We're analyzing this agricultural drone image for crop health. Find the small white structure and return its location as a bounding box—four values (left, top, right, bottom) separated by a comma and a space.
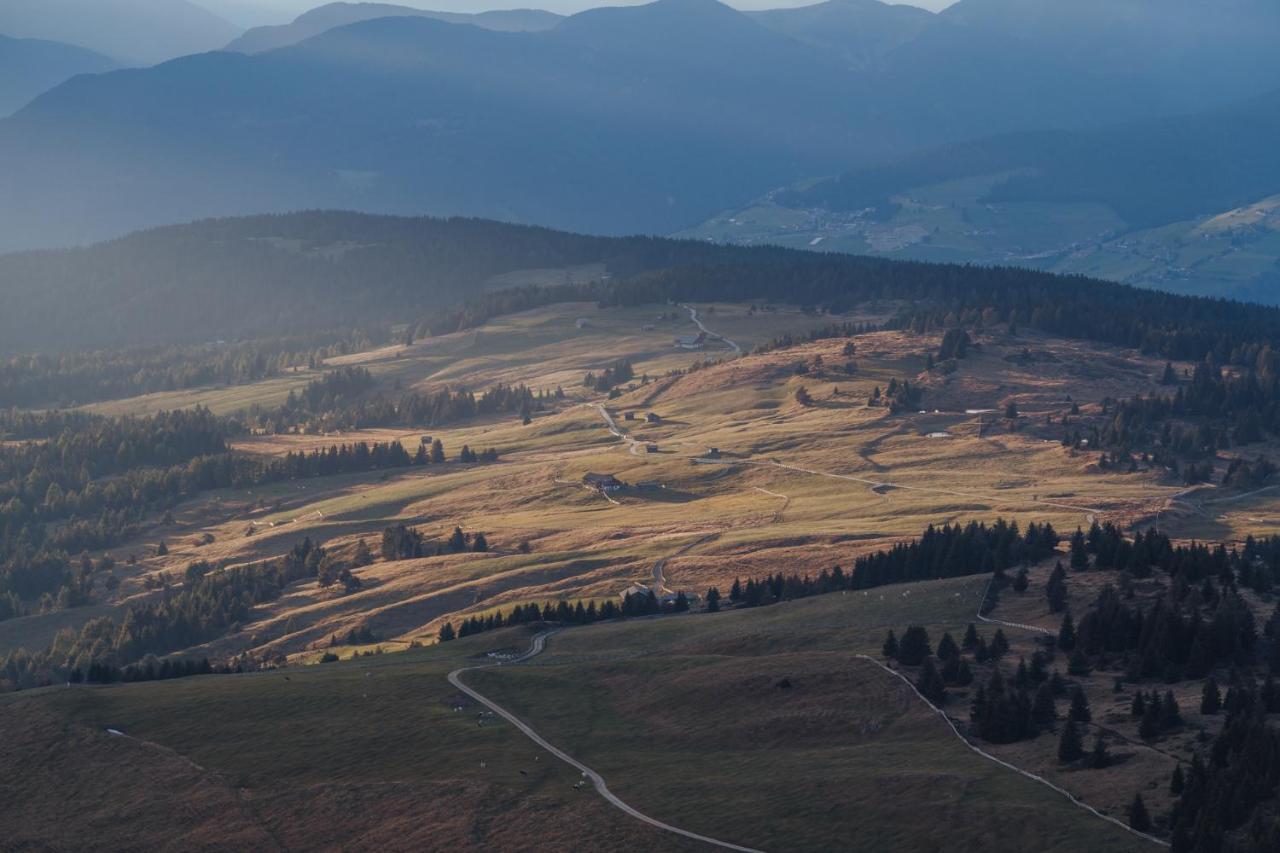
575, 318, 590, 329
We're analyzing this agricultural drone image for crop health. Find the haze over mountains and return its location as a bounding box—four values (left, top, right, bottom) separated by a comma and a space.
0, 35, 117, 118
226, 3, 564, 53
0, 0, 242, 65
4, 0, 1280, 258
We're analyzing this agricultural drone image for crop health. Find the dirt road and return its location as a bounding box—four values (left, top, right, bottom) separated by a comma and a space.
448, 632, 765, 852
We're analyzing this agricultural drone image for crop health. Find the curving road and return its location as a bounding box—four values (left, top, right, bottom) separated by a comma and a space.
681, 304, 741, 354
448, 631, 765, 853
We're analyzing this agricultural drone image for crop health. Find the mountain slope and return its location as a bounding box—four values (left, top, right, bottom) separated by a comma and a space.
226, 3, 562, 54
0, 0, 242, 65
0, 35, 117, 117
749, 0, 934, 69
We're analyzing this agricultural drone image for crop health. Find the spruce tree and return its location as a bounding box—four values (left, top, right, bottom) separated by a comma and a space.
1069, 686, 1092, 723
1089, 734, 1110, 769
1058, 612, 1077, 651
1046, 562, 1068, 613
937, 632, 959, 662
437, 622, 456, 642
962, 622, 979, 650
1013, 566, 1029, 593
916, 658, 947, 705
897, 626, 932, 665
1070, 529, 1089, 571
1058, 720, 1084, 763
1127, 793, 1151, 833
1170, 763, 1185, 796
1200, 677, 1221, 715
882, 629, 899, 659
705, 587, 721, 612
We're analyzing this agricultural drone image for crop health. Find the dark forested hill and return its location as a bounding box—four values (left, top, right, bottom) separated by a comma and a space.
0, 212, 763, 353
6, 0, 1280, 252
6, 210, 1280, 368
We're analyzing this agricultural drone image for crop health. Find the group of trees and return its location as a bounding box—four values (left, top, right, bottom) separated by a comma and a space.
0, 328, 388, 409
380, 524, 489, 561
1, 538, 326, 690
584, 360, 635, 392
254, 380, 547, 434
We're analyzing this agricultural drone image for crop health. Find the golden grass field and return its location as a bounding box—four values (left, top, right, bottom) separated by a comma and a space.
9, 300, 1276, 664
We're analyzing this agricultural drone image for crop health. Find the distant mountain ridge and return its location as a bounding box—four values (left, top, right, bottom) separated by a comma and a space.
4, 0, 1280, 252
0, 35, 117, 117
0, 0, 242, 65
226, 3, 563, 54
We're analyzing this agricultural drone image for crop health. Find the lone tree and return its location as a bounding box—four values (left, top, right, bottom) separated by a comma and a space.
1058, 612, 1077, 651
897, 626, 932, 666
882, 629, 899, 659
794, 386, 813, 407
1058, 720, 1085, 763
1012, 567, 1029, 593
1127, 793, 1151, 833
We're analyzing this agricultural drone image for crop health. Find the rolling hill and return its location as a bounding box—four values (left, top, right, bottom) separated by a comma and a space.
6, 0, 1280, 252
225, 3, 563, 54
0, 35, 117, 117
0, 0, 242, 65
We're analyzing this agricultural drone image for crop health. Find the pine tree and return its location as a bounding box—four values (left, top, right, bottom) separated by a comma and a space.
1127, 793, 1151, 833
1058, 612, 1077, 651
937, 632, 960, 662
1047, 562, 1068, 613
882, 629, 899, 659
438, 622, 456, 642
156, 540, 168, 556
1069, 686, 1092, 723
1068, 648, 1091, 677
1170, 763, 1185, 796
1013, 566, 1029, 593
1131, 691, 1146, 718
1089, 734, 1110, 769
448, 527, 467, 552
1070, 528, 1089, 570
962, 623, 980, 650
916, 658, 947, 705
471, 533, 489, 553
990, 628, 1009, 659
1058, 720, 1084, 763
897, 626, 932, 665
1159, 690, 1182, 730
1200, 677, 1221, 715
705, 587, 721, 612
1032, 682, 1057, 728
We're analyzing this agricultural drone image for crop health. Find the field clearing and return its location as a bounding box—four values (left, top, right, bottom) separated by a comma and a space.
4, 577, 1151, 852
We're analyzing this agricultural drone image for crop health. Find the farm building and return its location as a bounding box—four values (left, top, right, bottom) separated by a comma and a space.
673, 332, 707, 350
583, 473, 624, 493
645, 444, 659, 454
645, 412, 662, 424
619, 582, 651, 600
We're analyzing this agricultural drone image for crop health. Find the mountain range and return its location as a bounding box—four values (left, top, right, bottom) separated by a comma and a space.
0, 0, 242, 65
4, 0, 1280, 257
0, 35, 117, 118
225, 3, 564, 54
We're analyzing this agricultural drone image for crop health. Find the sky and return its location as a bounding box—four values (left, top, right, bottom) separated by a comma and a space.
201, 0, 957, 28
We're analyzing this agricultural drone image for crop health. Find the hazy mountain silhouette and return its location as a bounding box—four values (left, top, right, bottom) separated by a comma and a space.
0, 35, 117, 117
226, 3, 562, 54
4, 0, 1280, 252
0, 0, 242, 65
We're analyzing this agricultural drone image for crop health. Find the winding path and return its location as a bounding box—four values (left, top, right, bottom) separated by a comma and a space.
856, 654, 1168, 848
447, 631, 765, 853
681, 304, 741, 354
